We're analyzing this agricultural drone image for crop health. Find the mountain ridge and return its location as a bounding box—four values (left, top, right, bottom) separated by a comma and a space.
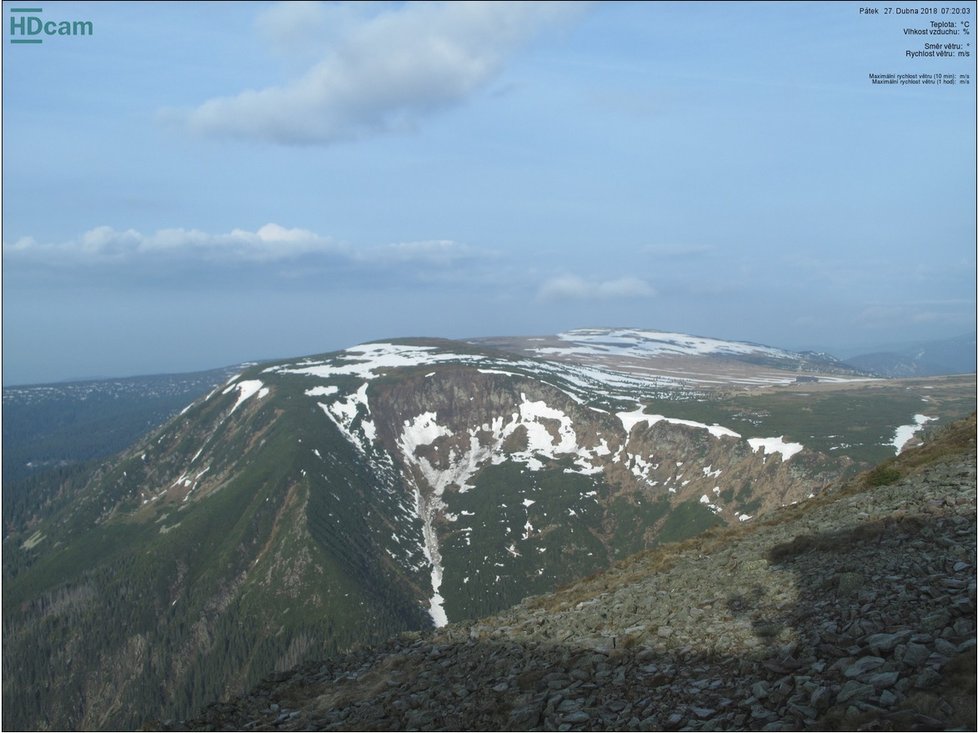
3, 329, 974, 730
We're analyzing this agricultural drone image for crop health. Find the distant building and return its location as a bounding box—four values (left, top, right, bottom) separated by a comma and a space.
794, 376, 819, 383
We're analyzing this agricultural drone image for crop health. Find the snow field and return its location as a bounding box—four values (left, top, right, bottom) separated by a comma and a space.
891, 414, 936, 454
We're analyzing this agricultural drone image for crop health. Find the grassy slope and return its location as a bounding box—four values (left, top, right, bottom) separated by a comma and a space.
1, 377, 428, 731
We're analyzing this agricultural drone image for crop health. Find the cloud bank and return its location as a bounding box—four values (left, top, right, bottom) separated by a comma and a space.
537, 274, 656, 301
4, 224, 344, 264
3, 225, 489, 271
182, 1, 579, 145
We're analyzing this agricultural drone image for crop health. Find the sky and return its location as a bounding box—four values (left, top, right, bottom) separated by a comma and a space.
2, 0, 976, 385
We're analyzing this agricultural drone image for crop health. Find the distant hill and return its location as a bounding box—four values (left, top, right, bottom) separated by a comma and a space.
845, 334, 976, 377
2, 366, 241, 533
3, 366, 242, 482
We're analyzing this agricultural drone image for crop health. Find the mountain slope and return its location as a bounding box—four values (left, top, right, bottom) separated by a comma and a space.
2, 331, 974, 730
175, 413, 977, 732
2, 366, 242, 485
2, 366, 241, 535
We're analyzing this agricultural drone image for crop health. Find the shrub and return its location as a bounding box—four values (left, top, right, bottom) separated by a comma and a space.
864, 465, 901, 487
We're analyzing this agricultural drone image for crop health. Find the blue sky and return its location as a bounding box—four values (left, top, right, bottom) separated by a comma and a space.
3, 1, 975, 384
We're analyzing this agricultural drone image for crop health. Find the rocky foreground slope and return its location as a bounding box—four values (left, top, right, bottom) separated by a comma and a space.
167, 415, 976, 731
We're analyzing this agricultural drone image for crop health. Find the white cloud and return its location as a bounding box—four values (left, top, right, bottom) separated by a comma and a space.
3, 224, 496, 274
365, 239, 493, 267
537, 274, 656, 301
4, 224, 345, 264
181, 1, 581, 145
256, 1, 334, 60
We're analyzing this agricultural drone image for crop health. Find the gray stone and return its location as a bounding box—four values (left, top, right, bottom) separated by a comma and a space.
864, 632, 902, 653
923, 609, 952, 628
562, 711, 590, 724
867, 671, 900, 689
934, 637, 958, 656
787, 702, 817, 720
509, 705, 542, 728
844, 656, 886, 678
902, 642, 930, 668
556, 699, 581, 714
837, 680, 875, 704
953, 618, 974, 637
879, 689, 898, 707
809, 686, 833, 711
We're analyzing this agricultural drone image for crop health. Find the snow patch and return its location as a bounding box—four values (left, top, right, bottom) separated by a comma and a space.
410, 484, 448, 628
618, 409, 740, 439
401, 412, 454, 457
223, 379, 267, 414
305, 385, 339, 397
748, 436, 804, 461
541, 328, 794, 360
699, 494, 722, 514
891, 414, 936, 454
269, 342, 486, 381
477, 368, 523, 378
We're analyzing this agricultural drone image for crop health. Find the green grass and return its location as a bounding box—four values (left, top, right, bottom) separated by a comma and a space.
636, 382, 975, 468
654, 499, 725, 545
440, 461, 609, 622
863, 465, 902, 487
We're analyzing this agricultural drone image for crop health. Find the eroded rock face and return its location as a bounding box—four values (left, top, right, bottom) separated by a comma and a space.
99, 345, 858, 637
175, 427, 977, 733
364, 368, 837, 624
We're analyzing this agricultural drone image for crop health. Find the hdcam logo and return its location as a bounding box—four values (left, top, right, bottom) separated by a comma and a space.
9, 7, 93, 44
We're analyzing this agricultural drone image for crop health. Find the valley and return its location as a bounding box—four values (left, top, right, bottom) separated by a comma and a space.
2, 329, 974, 730
176, 413, 978, 732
